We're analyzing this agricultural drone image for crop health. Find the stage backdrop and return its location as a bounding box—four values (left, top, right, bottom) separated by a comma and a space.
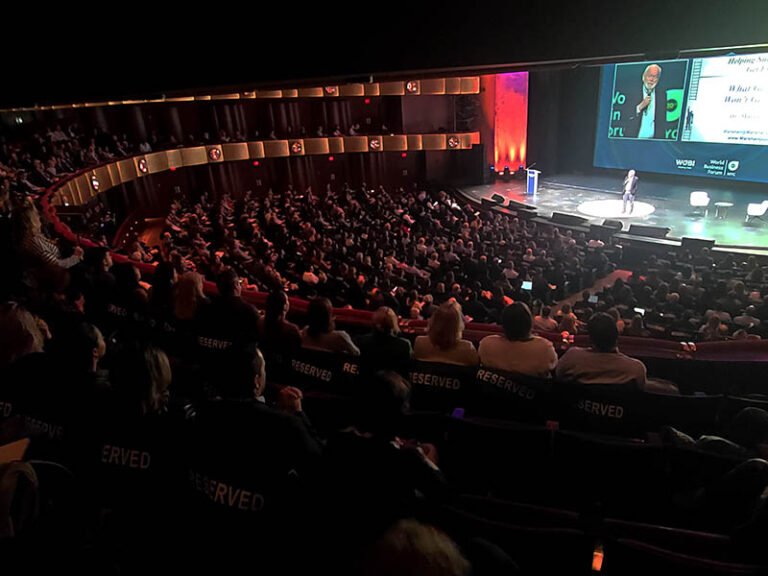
493, 72, 529, 171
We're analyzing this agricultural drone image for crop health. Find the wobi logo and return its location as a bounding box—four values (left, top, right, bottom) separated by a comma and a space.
727, 160, 740, 172
675, 159, 696, 168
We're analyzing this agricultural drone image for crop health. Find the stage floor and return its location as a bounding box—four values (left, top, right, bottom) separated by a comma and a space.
460, 173, 768, 250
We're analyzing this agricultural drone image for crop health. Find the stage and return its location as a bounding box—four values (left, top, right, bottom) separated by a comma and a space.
459, 173, 768, 251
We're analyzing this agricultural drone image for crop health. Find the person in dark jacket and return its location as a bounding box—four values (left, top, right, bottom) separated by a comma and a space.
357, 306, 412, 377
184, 345, 323, 570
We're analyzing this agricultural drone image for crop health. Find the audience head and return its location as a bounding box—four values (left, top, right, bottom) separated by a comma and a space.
501, 302, 533, 340
306, 297, 335, 337
111, 342, 171, 415
216, 268, 241, 298
217, 343, 267, 400
587, 312, 620, 353
0, 301, 45, 368
265, 290, 290, 325
360, 370, 411, 437
112, 262, 141, 292
372, 306, 400, 335
360, 519, 469, 576
174, 271, 205, 320
86, 246, 113, 272
12, 204, 42, 243
55, 320, 106, 373
428, 301, 465, 350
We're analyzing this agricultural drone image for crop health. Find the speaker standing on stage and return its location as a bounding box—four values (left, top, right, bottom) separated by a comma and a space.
622, 169, 638, 215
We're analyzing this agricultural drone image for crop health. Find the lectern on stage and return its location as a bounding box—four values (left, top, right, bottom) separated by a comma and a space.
526, 169, 540, 196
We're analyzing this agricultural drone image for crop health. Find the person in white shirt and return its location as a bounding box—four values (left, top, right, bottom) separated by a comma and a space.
479, 303, 557, 378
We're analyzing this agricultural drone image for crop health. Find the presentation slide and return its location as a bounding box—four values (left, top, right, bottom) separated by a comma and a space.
681, 54, 768, 146
594, 54, 768, 184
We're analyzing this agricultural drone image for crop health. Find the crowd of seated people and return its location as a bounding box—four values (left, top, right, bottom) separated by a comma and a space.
10, 113, 768, 344
3, 235, 768, 570
3, 170, 768, 571
0, 114, 394, 205
158, 183, 618, 327
156, 181, 768, 343
6, 107, 768, 573
567, 254, 768, 341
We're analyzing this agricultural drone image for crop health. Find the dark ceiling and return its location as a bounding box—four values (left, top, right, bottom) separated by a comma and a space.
3, 1, 767, 108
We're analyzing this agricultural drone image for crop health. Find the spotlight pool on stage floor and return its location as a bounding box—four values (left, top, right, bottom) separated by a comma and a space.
576, 199, 656, 219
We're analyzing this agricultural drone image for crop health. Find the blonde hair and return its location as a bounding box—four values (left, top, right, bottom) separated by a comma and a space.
428, 301, 465, 350
12, 204, 41, 244
144, 347, 172, 413
361, 519, 469, 576
373, 306, 400, 334
0, 302, 44, 368
173, 272, 205, 320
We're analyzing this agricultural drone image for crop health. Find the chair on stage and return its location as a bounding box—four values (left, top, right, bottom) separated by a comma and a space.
689, 191, 710, 217
745, 200, 768, 224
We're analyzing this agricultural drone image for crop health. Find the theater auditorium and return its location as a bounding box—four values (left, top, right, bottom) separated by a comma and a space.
2, 4, 768, 574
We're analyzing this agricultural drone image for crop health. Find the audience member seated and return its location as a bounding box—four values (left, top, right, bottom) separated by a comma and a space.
323, 372, 447, 550
172, 271, 208, 332
555, 312, 648, 389
185, 345, 323, 562
0, 300, 46, 371
300, 297, 360, 355
478, 303, 557, 378
699, 314, 727, 341
196, 268, 260, 350
256, 290, 302, 353
148, 260, 178, 319
414, 301, 479, 366
624, 314, 651, 338
13, 204, 83, 270
92, 342, 179, 517
557, 303, 580, 334
109, 262, 150, 322
532, 305, 558, 332
357, 307, 413, 376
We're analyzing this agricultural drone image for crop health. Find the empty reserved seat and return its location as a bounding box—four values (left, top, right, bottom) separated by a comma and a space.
472, 367, 554, 423
602, 538, 768, 575
718, 395, 768, 429
602, 518, 733, 561
430, 504, 594, 576
638, 393, 723, 437
552, 431, 667, 518
441, 416, 553, 499
408, 361, 477, 412
285, 348, 361, 395
453, 493, 581, 530
554, 382, 643, 436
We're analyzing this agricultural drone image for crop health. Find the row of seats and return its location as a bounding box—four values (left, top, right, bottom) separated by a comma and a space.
427, 498, 768, 575
259, 346, 767, 438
